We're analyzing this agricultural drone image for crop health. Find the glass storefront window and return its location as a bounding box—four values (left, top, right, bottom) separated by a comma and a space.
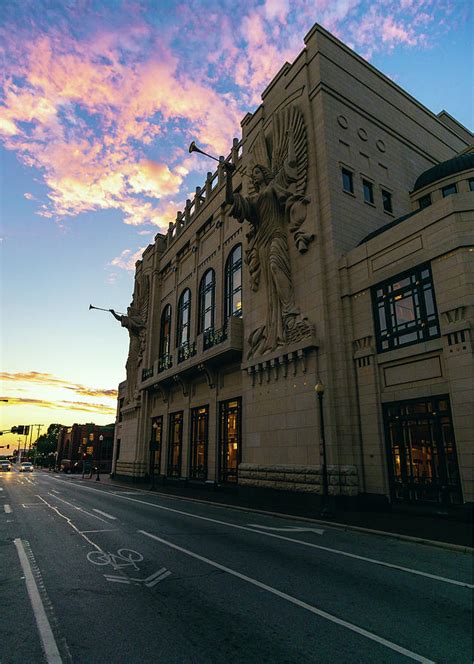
167, 412, 183, 477
383, 396, 462, 506
189, 406, 209, 480
219, 398, 241, 482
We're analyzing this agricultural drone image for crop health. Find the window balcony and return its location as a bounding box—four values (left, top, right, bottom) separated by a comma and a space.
139, 316, 243, 391
177, 340, 197, 364
142, 366, 154, 381
158, 353, 173, 373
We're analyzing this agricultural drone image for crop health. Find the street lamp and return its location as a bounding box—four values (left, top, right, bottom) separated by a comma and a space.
315, 383, 331, 517
149, 421, 159, 491
96, 435, 103, 481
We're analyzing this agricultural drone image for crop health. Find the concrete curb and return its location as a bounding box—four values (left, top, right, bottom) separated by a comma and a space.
90, 475, 473, 554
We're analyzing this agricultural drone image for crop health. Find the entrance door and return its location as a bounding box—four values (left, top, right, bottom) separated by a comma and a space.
384, 396, 462, 506
167, 412, 183, 477
150, 417, 163, 477
219, 398, 241, 483
189, 406, 209, 480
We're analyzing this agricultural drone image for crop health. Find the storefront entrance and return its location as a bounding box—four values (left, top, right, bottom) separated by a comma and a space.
219, 398, 241, 483
189, 406, 208, 480
384, 396, 462, 506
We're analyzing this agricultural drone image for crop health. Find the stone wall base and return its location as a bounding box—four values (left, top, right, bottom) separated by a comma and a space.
115, 460, 147, 478
238, 463, 359, 496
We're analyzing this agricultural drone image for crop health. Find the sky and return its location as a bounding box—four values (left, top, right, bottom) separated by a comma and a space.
0, 0, 472, 451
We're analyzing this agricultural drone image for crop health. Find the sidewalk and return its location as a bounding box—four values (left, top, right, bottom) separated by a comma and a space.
63, 471, 473, 551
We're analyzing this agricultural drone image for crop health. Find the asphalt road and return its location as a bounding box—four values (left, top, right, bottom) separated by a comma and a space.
1, 470, 472, 664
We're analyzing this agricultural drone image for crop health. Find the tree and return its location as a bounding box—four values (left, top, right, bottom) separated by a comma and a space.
33, 423, 62, 456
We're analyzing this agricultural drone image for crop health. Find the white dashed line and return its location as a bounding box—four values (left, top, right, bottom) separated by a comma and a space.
92, 508, 117, 520
4, 504, 12, 513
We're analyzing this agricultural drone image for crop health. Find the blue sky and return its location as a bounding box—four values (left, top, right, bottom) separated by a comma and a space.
0, 0, 472, 448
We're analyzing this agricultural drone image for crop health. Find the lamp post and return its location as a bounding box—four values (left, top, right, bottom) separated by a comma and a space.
315, 383, 331, 517
149, 421, 158, 491
96, 434, 103, 481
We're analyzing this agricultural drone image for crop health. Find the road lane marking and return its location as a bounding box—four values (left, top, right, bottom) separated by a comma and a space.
51, 490, 60, 494
92, 508, 117, 520
46, 493, 110, 523
14, 539, 63, 664
79, 529, 118, 534
56, 481, 473, 589
139, 530, 434, 663
4, 504, 12, 513
248, 523, 325, 535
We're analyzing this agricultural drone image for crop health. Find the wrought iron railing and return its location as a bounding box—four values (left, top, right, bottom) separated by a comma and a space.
142, 366, 154, 381
158, 354, 173, 373
203, 325, 227, 350
177, 341, 197, 364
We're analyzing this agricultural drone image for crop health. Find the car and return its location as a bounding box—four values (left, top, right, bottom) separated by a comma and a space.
19, 462, 34, 472
0, 461, 12, 472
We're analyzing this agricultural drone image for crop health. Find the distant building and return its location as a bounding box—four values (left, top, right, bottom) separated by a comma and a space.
57, 423, 114, 473
112, 23, 473, 515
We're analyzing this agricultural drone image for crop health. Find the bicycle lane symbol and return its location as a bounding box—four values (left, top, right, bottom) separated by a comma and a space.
86, 548, 172, 588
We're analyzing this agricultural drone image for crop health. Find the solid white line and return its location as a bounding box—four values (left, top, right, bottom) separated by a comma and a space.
4, 504, 12, 513
14, 539, 63, 664
92, 508, 117, 520
58, 481, 473, 589
139, 530, 433, 663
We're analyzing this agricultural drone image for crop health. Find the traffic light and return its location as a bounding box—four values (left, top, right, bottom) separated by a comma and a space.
24, 425, 30, 436
11, 426, 18, 433
6, 445, 9, 449
17, 426, 24, 435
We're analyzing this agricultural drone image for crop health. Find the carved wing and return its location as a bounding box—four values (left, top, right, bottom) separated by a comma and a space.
138, 274, 150, 324
247, 125, 271, 196
271, 105, 307, 197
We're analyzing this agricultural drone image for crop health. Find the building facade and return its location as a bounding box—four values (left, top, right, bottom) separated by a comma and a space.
112, 24, 473, 513
57, 423, 115, 473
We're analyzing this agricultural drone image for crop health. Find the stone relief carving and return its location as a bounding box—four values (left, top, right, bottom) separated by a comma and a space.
110, 273, 149, 403
225, 105, 315, 360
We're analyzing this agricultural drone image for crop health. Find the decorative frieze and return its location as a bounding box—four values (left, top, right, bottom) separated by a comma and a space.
353, 335, 374, 367
244, 340, 316, 386
239, 464, 359, 496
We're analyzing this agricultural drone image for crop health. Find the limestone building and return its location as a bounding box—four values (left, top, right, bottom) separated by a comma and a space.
112, 24, 473, 514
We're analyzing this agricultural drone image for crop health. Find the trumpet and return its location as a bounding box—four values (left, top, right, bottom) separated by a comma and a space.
89, 304, 125, 316
188, 141, 235, 171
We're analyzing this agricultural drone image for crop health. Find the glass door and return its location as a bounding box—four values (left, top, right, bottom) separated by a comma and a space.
189, 406, 209, 480
167, 412, 183, 477
219, 398, 241, 483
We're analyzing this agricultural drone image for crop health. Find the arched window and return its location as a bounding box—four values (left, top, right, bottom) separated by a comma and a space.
225, 244, 242, 320
176, 289, 191, 347
159, 304, 172, 358
198, 269, 215, 334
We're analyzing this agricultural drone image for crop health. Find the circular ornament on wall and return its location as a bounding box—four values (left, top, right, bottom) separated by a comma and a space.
337, 115, 348, 129
358, 128, 368, 141
376, 139, 386, 153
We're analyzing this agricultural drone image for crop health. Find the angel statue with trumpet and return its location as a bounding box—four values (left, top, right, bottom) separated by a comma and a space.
224, 105, 315, 359
109, 275, 149, 403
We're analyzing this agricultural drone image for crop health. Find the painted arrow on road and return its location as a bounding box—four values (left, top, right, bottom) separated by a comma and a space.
247, 524, 325, 535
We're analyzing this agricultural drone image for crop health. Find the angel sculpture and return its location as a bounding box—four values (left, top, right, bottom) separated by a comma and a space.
110, 274, 149, 403
225, 105, 314, 360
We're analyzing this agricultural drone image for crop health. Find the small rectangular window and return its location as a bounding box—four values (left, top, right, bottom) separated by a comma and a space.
382, 189, 393, 213
363, 180, 374, 204
468, 178, 474, 192
442, 183, 457, 197
342, 169, 353, 194
418, 194, 431, 209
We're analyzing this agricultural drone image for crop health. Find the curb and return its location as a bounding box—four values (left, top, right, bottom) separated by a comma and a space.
84, 475, 473, 554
